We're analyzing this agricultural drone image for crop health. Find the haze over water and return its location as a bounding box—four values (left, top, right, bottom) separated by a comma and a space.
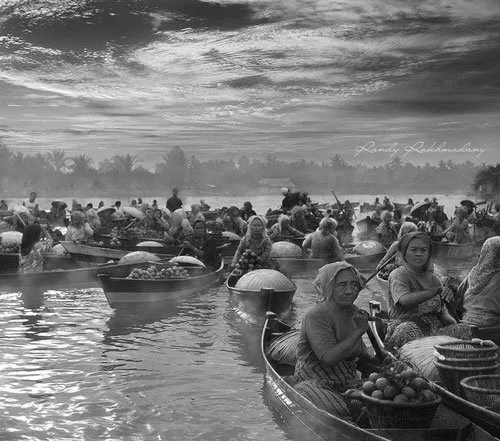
0, 0, 499, 168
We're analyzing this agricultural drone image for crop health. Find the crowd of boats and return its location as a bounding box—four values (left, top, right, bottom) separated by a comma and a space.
1, 188, 500, 440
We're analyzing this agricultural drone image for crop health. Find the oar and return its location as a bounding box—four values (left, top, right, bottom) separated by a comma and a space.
14, 211, 26, 228
363, 253, 397, 285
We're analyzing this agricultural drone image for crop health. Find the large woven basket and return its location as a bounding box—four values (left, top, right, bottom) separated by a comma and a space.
435, 361, 499, 396
461, 375, 500, 411
434, 351, 498, 368
360, 393, 441, 429
434, 340, 498, 359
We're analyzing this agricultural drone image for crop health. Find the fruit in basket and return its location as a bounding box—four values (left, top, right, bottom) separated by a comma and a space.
383, 384, 399, 400
362, 381, 377, 395
378, 263, 399, 280
371, 390, 384, 400
410, 377, 427, 391
419, 390, 437, 402
375, 377, 389, 391
402, 386, 417, 399
368, 372, 379, 383
126, 263, 189, 280
394, 394, 409, 403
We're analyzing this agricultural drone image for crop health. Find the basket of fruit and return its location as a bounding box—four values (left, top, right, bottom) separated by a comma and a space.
377, 263, 399, 281
232, 249, 272, 277
460, 375, 500, 411
126, 262, 190, 280
434, 340, 498, 359
361, 362, 441, 429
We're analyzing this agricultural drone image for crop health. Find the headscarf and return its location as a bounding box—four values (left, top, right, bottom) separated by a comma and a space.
397, 221, 418, 240
319, 217, 337, 230
170, 209, 184, 229
21, 224, 42, 256
245, 215, 269, 240
276, 214, 289, 233
398, 231, 433, 271
291, 206, 305, 220
455, 206, 468, 222
464, 237, 500, 299
313, 261, 365, 301
71, 211, 85, 223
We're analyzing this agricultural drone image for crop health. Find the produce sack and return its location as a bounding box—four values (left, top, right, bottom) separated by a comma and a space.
118, 251, 160, 265
235, 269, 295, 292
270, 241, 303, 258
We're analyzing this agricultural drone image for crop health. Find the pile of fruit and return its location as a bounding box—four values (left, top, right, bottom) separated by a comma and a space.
378, 263, 399, 281
110, 227, 122, 246
232, 249, 267, 276
362, 360, 438, 404
0, 242, 20, 254
0, 232, 22, 254
126, 263, 189, 280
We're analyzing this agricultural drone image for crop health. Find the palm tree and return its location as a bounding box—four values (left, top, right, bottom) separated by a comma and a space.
47, 149, 68, 172
111, 154, 141, 174
70, 154, 94, 176
473, 163, 500, 200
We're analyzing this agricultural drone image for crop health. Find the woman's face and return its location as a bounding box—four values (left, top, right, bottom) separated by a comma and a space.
194, 223, 205, 235
320, 223, 331, 236
404, 237, 429, 269
330, 269, 361, 307
281, 218, 289, 228
251, 219, 264, 234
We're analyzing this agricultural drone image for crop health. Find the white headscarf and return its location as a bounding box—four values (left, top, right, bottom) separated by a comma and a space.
464, 236, 500, 299
245, 215, 269, 240
313, 261, 365, 301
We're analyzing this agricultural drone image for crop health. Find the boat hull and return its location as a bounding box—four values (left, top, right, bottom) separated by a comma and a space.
356, 216, 380, 237
98, 260, 225, 308
0, 252, 80, 274
431, 242, 475, 259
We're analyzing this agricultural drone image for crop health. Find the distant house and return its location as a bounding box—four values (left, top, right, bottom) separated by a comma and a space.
258, 178, 296, 195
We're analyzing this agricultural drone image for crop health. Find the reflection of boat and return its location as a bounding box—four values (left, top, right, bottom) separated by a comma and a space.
262, 312, 497, 441
98, 260, 225, 308
225, 272, 296, 322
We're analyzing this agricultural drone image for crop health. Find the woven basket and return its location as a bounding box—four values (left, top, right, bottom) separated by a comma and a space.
434, 340, 498, 359
461, 375, 500, 410
434, 351, 498, 368
435, 361, 499, 396
360, 393, 441, 429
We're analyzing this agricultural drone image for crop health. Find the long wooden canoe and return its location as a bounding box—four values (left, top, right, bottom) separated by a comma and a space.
356, 216, 381, 236
98, 260, 225, 308
0, 252, 79, 274
226, 273, 296, 323
431, 241, 476, 259
262, 313, 498, 441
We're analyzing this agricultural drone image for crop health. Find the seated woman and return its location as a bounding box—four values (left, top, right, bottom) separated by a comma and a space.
182, 220, 219, 267
0, 200, 8, 211
384, 232, 470, 351
223, 206, 247, 236
268, 214, 303, 242
375, 211, 398, 247
231, 215, 273, 268
294, 262, 375, 418
19, 224, 54, 273
456, 237, 500, 326
240, 201, 256, 222
164, 209, 193, 245
370, 205, 384, 223
188, 204, 205, 224
290, 206, 309, 234
65, 211, 94, 243
150, 208, 170, 232
443, 206, 471, 244
375, 221, 417, 271
302, 218, 343, 261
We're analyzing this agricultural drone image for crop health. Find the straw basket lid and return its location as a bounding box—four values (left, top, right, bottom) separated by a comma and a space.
97, 207, 116, 217
168, 256, 206, 268
122, 206, 146, 220
410, 201, 432, 216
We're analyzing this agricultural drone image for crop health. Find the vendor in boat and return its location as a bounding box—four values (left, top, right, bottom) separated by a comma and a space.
384, 232, 470, 351
294, 262, 375, 418
302, 218, 344, 261
0, 200, 8, 211
231, 215, 273, 269
281, 187, 302, 213
240, 201, 256, 222
223, 206, 247, 236
111, 201, 126, 220
340, 200, 355, 224
369, 204, 384, 223
23, 192, 39, 217
65, 211, 94, 243
434, 205, 449, 228
442, 206, 471, 244
150, 208, 170, 232
375, 211, 398, 247
455, 236, 500, 327
375, 221, 418, 271
164, 209, 193, 245
166, 187, 183, 212
267, 214, 303, 242
406, 198, 414, 212
182, 220, 219, 267
290, 206, 309, 234
18, 223, 53, 274
188, 204, 205, 224
85, 203, 101, 234
199, 199, 210, 211
382, 196, 395, 212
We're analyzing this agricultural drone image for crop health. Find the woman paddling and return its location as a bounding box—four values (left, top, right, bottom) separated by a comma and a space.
182, 220, 219, 267
18, 224, 53, 274
231, 215, 273, 269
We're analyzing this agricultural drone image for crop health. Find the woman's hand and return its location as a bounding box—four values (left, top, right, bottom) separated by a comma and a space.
353, 310, 369, 334
439, 286, 454, 304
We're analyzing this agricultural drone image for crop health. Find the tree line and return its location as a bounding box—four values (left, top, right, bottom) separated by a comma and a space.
0, 142, 495, 197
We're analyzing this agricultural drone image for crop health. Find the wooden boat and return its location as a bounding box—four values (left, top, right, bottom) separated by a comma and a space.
366, 301, 500, 438
356, 216, 381, 236
201, 211, 219, 222
431, 241, 475, 259
262, 312, 498, 441
0, 252, 79, 274
226, 273, 296, 322
274, 249, 386, 275
98, 259, 225, 308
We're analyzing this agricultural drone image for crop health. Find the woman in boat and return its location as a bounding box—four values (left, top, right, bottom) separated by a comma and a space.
405, 198, 414, 213
0, 200, 8, 211
456, 236, 500, 327
375, 211, 398, 247
150, 208, 170, 232
375, 221, 418, 271
302, 218, 343, 261
223, 206, 247, 236
182, 220, 219, 267
164, 209, 193, 245
240, 201, 256, 222
443, 206, 471, 244
18, 223, 54, 274
188, 204, 205, 224
384, 232, 470, 351
290, 206, 309, 234
267, 214, 303, 242
294, 262, 375, 418
231, 215, 273, 268
65, 211, 94, 243
85, 203, 101, 234
369, 204, 384, 223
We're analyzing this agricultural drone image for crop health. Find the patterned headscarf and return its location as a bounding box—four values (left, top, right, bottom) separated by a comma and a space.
398, 231, 433, 271
21, 224, 42, 256
291, 206, 305, 220
245, 215, 269, 240
464, 237, 500, 299
71, 211, 85, 223
318, 217, 337, 230
313, 261, 365, 301
276, 214, 289, 233
397, 221, 418, 240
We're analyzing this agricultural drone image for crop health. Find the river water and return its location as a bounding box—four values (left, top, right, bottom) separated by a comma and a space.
0, 192, 482, 440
